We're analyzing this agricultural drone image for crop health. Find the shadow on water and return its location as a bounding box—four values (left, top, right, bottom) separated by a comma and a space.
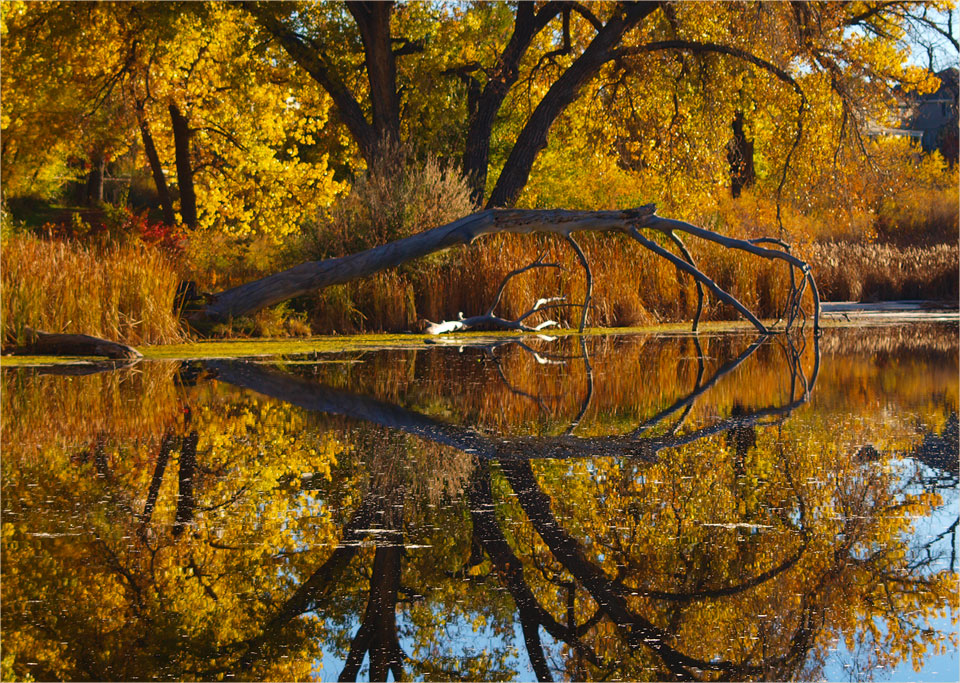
1, 327, 957, 681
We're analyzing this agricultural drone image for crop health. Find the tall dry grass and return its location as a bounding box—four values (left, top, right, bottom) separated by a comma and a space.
804, 242, 959, 302
875, 186, 959, 246
308, 231, 793, 333
1, 235, 186, 346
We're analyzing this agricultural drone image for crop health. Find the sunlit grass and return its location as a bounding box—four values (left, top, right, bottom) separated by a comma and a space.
1, 235, 187, 346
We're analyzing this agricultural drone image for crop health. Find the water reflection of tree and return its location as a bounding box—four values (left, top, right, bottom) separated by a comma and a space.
206, 334, 954, 681
2, 332, 957, 681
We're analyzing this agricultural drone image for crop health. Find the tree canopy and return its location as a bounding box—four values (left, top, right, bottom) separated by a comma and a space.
2, 1, 954, 234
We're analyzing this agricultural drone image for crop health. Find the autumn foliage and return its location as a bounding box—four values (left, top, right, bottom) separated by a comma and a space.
0, 1, 957, 341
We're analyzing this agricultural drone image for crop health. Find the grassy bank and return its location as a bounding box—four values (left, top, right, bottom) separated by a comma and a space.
1, 235, 186, 347
2, 197, 956, 344
1, 231, 956, 345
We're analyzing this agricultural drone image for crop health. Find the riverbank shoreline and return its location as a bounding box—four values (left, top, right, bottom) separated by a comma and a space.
1, 302, 955, 367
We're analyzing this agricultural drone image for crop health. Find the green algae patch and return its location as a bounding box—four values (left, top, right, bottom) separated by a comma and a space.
140, 334, 434, 360
0, 355, 108, 367
3, 309, 956, 368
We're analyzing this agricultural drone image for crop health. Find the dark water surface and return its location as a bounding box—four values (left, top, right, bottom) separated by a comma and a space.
2, 326, 957, 681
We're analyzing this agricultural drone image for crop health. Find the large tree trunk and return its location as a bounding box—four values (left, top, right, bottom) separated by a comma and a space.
728, 110, 755, 198
195, 206, 654, 321
169, 103, 198, 229
486, 3, 659, 208
193, 205, 820, 335
84, 152, 105, 206
137, 102, 176, 225
347, 1, 401, 144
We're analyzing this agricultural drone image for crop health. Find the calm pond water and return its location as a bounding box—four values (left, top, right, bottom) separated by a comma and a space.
2, 325, 957, 682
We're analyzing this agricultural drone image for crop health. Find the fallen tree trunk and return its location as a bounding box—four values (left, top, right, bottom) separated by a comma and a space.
3, 327, 142, 360
193, 204, 820, 334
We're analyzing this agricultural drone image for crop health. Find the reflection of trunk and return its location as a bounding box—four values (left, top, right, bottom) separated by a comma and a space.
499, 459, 762, 680
910, 413, 959, 480
137, 103, 176, 225
92, 434, 109, 478
169, 103, 197, 229
339, 544, 405, 682
84, 152, 105, 206
238, 495, 380, 671
173, 430, 199, 537
139, 432, 177, 532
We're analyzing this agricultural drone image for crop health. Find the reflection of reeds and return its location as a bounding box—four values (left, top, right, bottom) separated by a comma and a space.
804, 242, 958, 303
0, 363, 182, 463
818, 324, 960, 356
1, 235, 186, 346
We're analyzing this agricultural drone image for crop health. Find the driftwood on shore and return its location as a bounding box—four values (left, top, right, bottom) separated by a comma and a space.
193, 204, 821, 335
3, 327, 142, 360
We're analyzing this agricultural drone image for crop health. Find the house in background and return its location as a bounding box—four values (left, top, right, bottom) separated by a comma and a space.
909, 67, 958, 162
868, 67, 959, 164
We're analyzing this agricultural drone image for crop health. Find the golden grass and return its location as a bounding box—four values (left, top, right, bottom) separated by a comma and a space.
308, 231, 792, 334
1, 235, 187, 346
804, 242, 959, 302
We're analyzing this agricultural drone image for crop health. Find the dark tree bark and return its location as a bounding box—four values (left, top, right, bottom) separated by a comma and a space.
461, 2, 565, 200
137, 102, 176, 225
84, 151, 105, 206
347, 1, 401, 145
728, 110, 756, 198
169, 103, 197, 229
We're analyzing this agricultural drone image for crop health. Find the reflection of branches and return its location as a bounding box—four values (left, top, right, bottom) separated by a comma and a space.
564, 337, 593, 436
235, 495, 380, 670
137, 431, 176, 538
633, 335, 762, 437
499, 459, 767, 680
482, 336, 594, 432
467, 462, 602, 680
207, 333, 817, 464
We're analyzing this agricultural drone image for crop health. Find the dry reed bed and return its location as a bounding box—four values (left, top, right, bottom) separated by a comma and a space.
1, 235, 186, 346
804, 242, 958, 303
310, 236, 957, 335
312, 232, 793, 334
